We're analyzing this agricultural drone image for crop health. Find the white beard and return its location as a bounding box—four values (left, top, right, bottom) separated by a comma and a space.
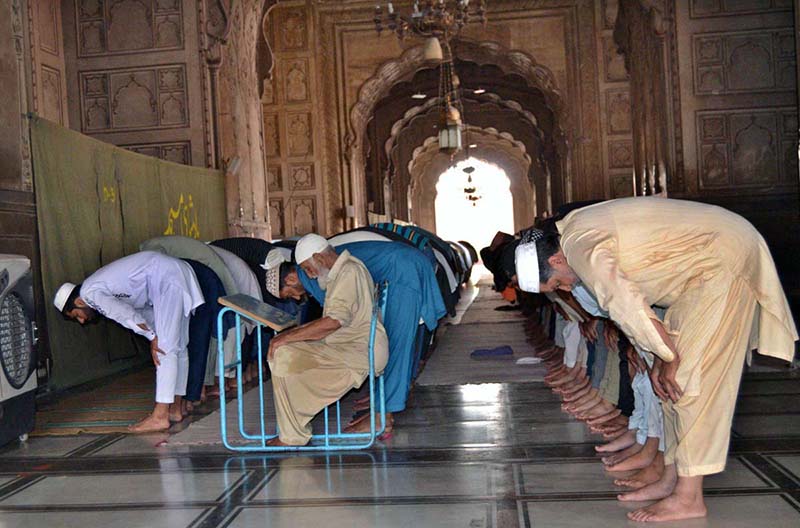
316, 267, 331, 290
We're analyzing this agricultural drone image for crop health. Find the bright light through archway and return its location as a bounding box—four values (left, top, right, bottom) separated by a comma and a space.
434, 157, 514, 256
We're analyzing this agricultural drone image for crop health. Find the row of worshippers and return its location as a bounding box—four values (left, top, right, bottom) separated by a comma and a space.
481, 197, 798, 524
53, 225, 472, 439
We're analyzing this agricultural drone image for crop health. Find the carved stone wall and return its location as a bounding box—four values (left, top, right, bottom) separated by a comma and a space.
261, 1, 325, 238
675, 1, 798, 199
62, 0, 209, 167
0, 0, 49, 365
597, 1, 636, 198
314, 0, 606, 232
27, 0, 69, 126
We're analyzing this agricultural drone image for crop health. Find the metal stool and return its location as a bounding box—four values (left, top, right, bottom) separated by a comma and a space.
215, 282, 388, 451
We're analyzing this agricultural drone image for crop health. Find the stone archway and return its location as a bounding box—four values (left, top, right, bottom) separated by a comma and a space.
407, 126, 535, 233
384, 93, 548, 218
346, 38, 568, 226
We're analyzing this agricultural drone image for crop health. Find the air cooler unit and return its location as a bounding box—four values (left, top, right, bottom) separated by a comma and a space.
0, 255, 37, 446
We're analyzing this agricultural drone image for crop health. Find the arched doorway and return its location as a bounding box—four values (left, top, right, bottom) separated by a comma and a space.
434, 158, 514, 254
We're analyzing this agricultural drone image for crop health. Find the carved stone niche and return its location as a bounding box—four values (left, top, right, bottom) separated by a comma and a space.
275, 8, 307, 52
287, 113, 313, 157
263, 113, 280, 157
283, 58, 309, 104
606, 89, 631, 135
290, 197, 316, 236
730, 113, 779, 185
267, 164, 282, 192
269, 198, 285, 238
40, 65, 64, 124
79, 0, 185, 55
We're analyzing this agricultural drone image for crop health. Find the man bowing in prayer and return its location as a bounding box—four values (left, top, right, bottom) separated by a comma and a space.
514, 197, 797, 523
53, 251, 205, 433
265, 234, 389, 446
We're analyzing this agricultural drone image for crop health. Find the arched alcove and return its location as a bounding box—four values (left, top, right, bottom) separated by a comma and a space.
434, 158, 515, 254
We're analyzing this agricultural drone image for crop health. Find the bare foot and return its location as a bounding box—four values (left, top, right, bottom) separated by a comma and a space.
596, 429, 637, 453
168, 401, 184, 423
345, 412, 393, 434
606, 437, 659, 471
577, 398, 616, 419
266, 437, 293, 447
627, 474, 706, 522
128, 414, 170, 434
602, 440, 643, 466
556, 376, 590, 396
563, 382, 592, 402
618, 463, 677, 502
615, 453, 664, 489
603, 427, 630, 441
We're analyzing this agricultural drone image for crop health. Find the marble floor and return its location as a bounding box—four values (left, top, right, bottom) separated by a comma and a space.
1, 294, 799, 527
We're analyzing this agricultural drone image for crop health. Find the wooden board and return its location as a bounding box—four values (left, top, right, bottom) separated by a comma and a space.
218, 294, 300, 331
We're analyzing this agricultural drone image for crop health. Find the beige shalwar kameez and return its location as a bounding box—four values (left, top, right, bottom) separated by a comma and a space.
268, 251, 389, 445
556, 197, 797, 477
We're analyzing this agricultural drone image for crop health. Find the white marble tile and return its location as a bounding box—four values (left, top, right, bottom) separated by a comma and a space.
0, 508, 206, 528
527, 495, 800, 528
228, 503, 492, 528
526, 495, 800, 528
520, 458, 769, 495
252, 464, 490, 500
771, 455, 800, 481
1, 470, 245, 505
733, 414, 800, 437
0, 436, 100, 457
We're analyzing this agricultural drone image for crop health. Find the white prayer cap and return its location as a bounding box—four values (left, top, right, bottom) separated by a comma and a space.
295, 233, 329, 264
265, 267, 280, 298
53, 282, 78, 312
261, 248, 289, 271
515, 242, 540, 293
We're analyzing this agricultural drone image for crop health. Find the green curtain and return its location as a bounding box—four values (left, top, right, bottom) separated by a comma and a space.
31, 117, 227, 390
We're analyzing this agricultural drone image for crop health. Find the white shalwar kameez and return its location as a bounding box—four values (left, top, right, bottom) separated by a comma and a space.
80, 251, 204, 403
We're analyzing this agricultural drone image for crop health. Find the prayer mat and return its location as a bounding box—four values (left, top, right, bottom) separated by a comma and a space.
32, 369, 155, 436
470, 345, 514, 359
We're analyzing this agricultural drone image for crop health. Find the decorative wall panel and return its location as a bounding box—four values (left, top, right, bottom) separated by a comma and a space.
39, 0, 59, 54
76, 0, 184, 56
263, 113, 280, 157
696, 107, 797, 188
269, 198, 285, 238
290, 197, 317, 235
287, 112, 313, 156
606, 89, 632, 135
289, 163, 315, 190
123, 141, 191, 164
283, 58, 309, 103
267, 165, 282, 192
690, 0, 791, 18
274, 8, 307, 52
693, 29, 796, 94
611, 173, 635, 197
40, 65, 64, 124
79, 65, 188, 132
609, 140, 634, 169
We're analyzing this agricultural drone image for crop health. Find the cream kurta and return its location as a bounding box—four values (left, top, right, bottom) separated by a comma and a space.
268, 251, 389, 445
556, 197, 797, 476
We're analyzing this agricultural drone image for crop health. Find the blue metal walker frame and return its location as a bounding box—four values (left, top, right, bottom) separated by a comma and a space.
216, 282, 388, 451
